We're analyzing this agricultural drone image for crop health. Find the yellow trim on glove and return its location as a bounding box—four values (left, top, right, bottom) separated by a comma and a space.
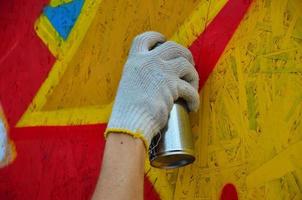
104, 128, 149, 151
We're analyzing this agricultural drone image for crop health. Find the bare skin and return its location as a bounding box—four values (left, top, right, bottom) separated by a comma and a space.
92, 133, 146, 200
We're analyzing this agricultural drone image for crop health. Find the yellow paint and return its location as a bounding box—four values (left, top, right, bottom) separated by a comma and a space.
35, 15, 64, 58
49, 0, 73, 7
18, 104, 112, 126
247, 141, 302, 188
174, 0, 302, 199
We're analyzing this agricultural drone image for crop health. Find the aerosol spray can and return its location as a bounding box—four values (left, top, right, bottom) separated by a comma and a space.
149, 43, 195, 169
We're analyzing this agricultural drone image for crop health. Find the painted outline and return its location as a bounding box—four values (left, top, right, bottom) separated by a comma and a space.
17, 0, 227, 128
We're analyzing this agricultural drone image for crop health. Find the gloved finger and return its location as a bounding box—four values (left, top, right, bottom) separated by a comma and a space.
166, 57, 199, 90
177, 79, 200, 112
130, 31, 166, 54
154, 41, 194, 65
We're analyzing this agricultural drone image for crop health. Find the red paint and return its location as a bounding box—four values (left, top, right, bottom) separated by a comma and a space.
0, 0, 252, 199
144, 176, 161, 200
0, 124, 159, 200
0, 125, 106, 199
220, 183, 239, 200
0, 0, 55, 126
189, 0, 252, 89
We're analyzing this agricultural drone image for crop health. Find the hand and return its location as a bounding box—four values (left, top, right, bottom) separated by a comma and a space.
105, 31, 199, 149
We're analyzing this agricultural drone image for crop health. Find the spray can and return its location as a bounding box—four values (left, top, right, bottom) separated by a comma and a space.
148, 42, 195, 169
149, 99, 195, 169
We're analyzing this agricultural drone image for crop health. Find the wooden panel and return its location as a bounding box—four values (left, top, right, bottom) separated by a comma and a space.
1, 0, 301, 199
174, 0, 302, 199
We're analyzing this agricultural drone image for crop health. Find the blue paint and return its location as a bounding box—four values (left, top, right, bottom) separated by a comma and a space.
44, 0, 84, 40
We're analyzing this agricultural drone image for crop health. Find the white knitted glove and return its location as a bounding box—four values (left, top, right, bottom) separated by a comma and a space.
105, 31, 199, 149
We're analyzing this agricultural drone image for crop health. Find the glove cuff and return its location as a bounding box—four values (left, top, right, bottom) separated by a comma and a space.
105, 104, 160, 150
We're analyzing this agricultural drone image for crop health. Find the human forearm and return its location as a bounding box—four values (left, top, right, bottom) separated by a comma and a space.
92, 31, 199, 199
92, 133, 145, 200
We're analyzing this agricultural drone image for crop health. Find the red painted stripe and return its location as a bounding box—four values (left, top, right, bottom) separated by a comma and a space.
189, 0, 252, 89
0, 0, 55, 127
144, 176, 161, 200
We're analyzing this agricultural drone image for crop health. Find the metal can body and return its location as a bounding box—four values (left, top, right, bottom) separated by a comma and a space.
149, 99, 195, 169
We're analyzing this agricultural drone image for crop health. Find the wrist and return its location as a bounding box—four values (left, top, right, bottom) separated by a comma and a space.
106, 103, 161, 149
106, 133, 146, 157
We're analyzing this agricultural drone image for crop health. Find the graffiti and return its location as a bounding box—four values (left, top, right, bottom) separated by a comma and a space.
0, 0, 302, 199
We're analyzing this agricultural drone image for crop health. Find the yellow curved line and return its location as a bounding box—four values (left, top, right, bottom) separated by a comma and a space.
35, 15, 64, 58
49, 0, 72, 7
17, 104, 112, 127
17, 0, 104, 127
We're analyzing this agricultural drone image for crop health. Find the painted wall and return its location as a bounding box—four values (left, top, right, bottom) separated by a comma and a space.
0, 0, 301, 199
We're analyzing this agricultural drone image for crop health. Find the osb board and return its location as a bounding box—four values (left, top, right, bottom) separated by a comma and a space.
175, 0, 302, 199
0, 0, 301, 199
